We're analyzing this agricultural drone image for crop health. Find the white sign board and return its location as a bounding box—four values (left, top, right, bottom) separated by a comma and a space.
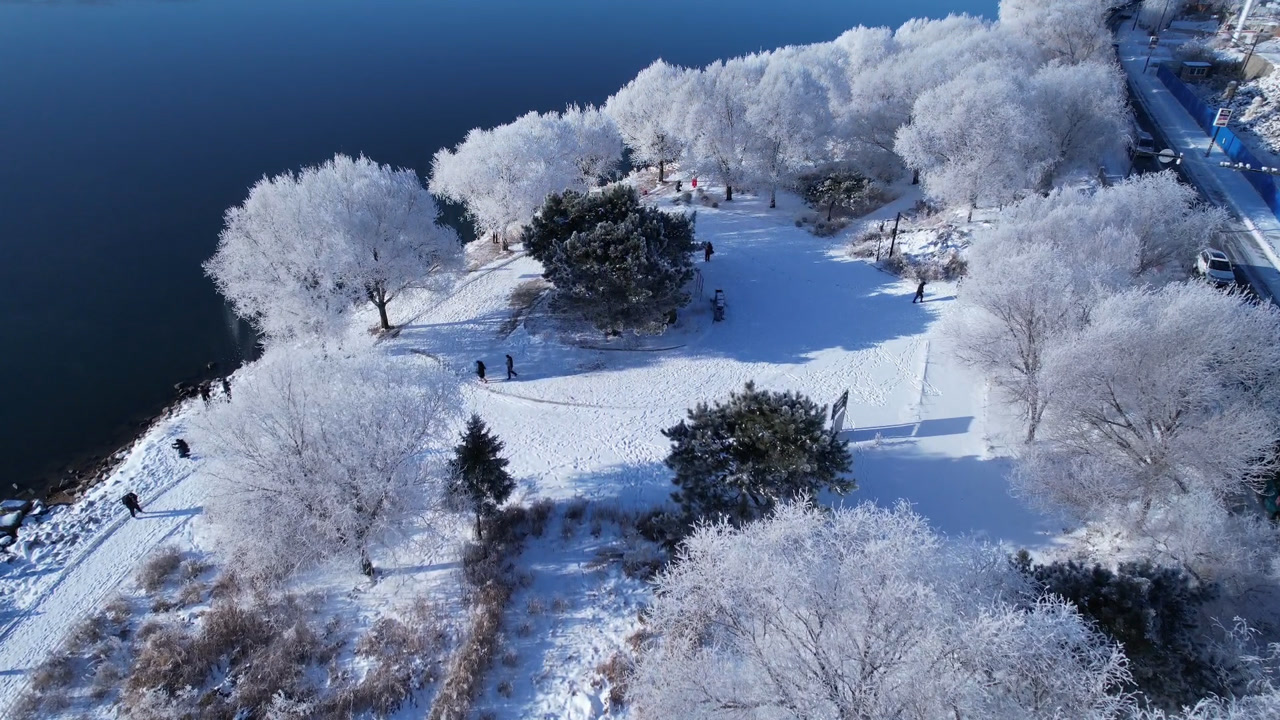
831, 390, 849, 434
1214, 108, 1233, 127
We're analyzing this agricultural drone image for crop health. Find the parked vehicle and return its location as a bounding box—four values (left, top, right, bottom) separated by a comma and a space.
1196, 249, 1235, 285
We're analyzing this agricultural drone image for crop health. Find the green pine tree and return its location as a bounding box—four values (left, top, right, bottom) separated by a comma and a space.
525, 185, 696, 335
448, 414, 516, 539
663, 382, 854, 527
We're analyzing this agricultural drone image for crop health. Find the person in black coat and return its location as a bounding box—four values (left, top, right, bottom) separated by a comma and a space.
912, 279, 927, 304
476, 360, 488, 383
121, 492, 143, 518
221, 377, 232, 401
172, 438, 191, 458
198, 382, 212, 406
704, 241, 714, 262
506, 354, 517, 380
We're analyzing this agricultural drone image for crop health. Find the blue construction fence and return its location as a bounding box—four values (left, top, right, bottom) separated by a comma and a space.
1156, 64, 1280, 216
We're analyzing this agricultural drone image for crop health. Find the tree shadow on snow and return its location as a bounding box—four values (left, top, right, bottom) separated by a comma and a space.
846, 417, 974, 443
850, 450, 1055, 549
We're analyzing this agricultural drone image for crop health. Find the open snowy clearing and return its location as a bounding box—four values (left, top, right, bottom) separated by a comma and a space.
0, 184, 1054, 717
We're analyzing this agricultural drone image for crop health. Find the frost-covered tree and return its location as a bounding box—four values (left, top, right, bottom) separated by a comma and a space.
986, 172, 1222, 284
631, 502, 1133, 720
1033, 61, 1131, 188
194, 349, 459, 578
1000, 0, 1115, 65
663, 382, 853, 526
206, 154, 462, 340
681, 55, 765, 201
896, 62, 1051, 213
1017, 283, 1280, 531
1138, 0, 1186, 32
447, 414, 515, 539
745, 48, 834, 208
526, 185, 697, 334
430, 109, 616, 244
556, 104, 624, 188
604, 59, 693, 183
318, 154, 462, 331
947, 240, 1090, 442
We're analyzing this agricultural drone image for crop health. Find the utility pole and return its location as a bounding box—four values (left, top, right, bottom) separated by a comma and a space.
888, 212, 901, 258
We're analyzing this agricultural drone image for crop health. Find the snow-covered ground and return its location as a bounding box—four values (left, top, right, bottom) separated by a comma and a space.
0, 184, 1055, 717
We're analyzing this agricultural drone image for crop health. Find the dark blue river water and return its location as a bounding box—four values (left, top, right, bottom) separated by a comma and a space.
0, 0, 996, 495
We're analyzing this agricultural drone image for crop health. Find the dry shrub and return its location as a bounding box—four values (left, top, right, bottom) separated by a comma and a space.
209, 570, 240, 600
626, 627, 654, 654
565, 498, 588, 523
551, 596, 570, 614
597, 651, 634, 707
178, 557, 212, 582
516, 621, 533, 637
880, 253, 910, 277
122, 593, 337, 718
176, 580, 205, 608
501, 649, 519, 667
497, 679, 514, 697
136, 546, 183, 595
28, 653, 74, 693
104, 595, 133, 628
500, 279, 550, 336
622, 542, 664, 580
526, 597, 545, 616
529, 498, 554, 537
344, 599, 449, 715
428, 504, 531, 720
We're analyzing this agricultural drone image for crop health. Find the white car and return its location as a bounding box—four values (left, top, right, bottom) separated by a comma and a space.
1196, 249, 1235, 285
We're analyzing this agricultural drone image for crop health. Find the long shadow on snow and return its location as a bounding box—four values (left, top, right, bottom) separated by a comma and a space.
852, 450, 1053, 549
392, 237, 930, 386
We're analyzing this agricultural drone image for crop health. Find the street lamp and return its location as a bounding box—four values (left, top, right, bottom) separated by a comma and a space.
1143, 0, 1175, 73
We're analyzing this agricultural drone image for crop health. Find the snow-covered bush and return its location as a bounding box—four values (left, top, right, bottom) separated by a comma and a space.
193, 348, 460, 579
630, 502, 1133, 720
663, 382, 853, 527
524, 185, 697, 335
206, 153, 462, 341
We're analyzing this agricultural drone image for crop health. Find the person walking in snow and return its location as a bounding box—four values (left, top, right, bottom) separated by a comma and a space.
121, 492, 143, 518
221, 377, 232, 401
505, 354, 517, 380
704, 241, 714, 262
912, 279, 927, 304
198, 382, 212, 406
172, 438, 191, 459
476, 360, 488, 384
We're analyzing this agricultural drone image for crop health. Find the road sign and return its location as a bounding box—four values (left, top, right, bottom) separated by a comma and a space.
831, 390, 849, 434
1157, 148, 1180, 164
1214, 108, 1233, 127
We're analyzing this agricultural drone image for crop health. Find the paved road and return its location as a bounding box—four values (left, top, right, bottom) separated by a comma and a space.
1125, 77, 1280, 305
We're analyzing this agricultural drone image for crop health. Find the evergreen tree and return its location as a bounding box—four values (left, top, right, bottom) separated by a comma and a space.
1019, 557, 1224, 710
802, 171, 872, 221
448, 415, 516, 538
663, 382, 854, 526
525, 185, 697, 335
